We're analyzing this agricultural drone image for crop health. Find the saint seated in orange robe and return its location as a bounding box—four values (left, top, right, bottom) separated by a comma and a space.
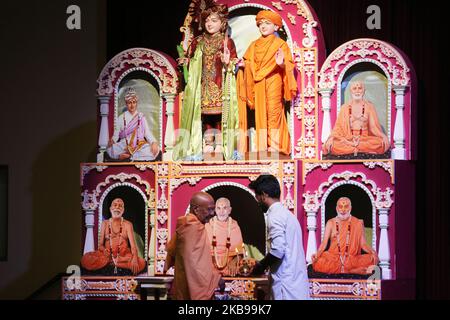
312, 197, 379, 275
237, 10, 297, 156
81, 198, 146, 275
323, 81, 390, 157
205, 197, 244, 276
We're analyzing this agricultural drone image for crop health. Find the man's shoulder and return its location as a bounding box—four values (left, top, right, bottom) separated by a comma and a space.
268, 203, 291, 220
177, 214, 200, 226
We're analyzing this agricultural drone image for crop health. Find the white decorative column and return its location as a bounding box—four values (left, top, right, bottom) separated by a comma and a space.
147, 208, 156, 276
319, 89, 333, 155
97, 95, 111, 162
163, 94, 176, 161
378, 208, 392, 279
305, 211, 318, 264
392, 86, 407, 160
303, 191, 320, 264
81, 191, 98, 254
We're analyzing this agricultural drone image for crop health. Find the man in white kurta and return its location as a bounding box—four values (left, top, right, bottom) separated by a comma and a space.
265, 202, 310, 300
249, 174, 310, 300
106, 88, 159, 161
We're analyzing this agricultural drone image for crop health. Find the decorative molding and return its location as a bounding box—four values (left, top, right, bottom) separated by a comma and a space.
303, 191, 320, 212
95, 173, 151, 195
158, 163, 169, 177
63, 278, 138, 292
157, 211, 168, 226
294, 137, 304, 158
135, 164, 158, 172
374, 187, 394, 210
171, 162, 280, 177
283, 161, 295, 175
81, 165, 108, 186
226, 280, 257, 299
157, 178, 169, 209
310, 279, 381, 300
280, 0, 314, 21
287, 12, 296, 25
271, 1, 283, 11
62, 277, 139, 301
293, 94, 303, 120
170, 177, 202, 195
363, 161, 394, 181
156, 228, 169, 273
303, 162, 333, 184
283, 176, 295, 209
302, 21, 318, 48
81, 190, 99, 211
319, 39, 410, 90
317, 171, 377, 197
97, 48, 178, 96
202, 181, 256, 196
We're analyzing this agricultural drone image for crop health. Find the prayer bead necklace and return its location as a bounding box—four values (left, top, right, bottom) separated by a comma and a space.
109, 217, 123, 274
335, 217, 351, 273
349, 104, 366, 136
211, 216, 232, 270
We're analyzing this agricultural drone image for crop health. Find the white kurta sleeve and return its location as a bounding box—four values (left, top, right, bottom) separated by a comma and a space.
142, 115, 156, 144
112, 114, 124, 143
268, 211, 287, 259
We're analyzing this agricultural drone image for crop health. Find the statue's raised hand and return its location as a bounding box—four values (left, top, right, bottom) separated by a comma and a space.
275, 48, 285, 66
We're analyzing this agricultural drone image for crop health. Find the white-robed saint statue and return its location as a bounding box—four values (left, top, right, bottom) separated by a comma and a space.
106, 88, 159, 161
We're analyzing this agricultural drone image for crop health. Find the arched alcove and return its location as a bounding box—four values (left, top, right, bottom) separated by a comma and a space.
205, 184, 265, 256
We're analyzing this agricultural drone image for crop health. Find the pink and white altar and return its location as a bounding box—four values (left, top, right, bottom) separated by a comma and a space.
63, 0, 416, 300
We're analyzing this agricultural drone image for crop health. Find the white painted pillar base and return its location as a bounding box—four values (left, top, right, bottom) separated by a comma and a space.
319, 88, 334, 145
163, 94, 176, 161
83, 210, 95, 254
305, 210, 318, 264
97, 96, 111, 162
392, 86, 407, 160
378, 208, 392, 279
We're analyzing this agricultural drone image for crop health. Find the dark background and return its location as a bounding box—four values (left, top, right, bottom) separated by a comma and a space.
0, 0, 448, 299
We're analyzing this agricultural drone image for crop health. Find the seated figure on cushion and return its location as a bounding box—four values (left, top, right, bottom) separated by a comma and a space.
312, 197, 379, 275
205, 197, 244, 276
323, 81, 390, 157
106, 88, 159, 161
81, 198, 146, 275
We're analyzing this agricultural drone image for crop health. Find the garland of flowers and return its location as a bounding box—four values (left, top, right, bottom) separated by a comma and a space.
336, 217, 351, 273
211, 216, 232, 270
109, 217, 124, 274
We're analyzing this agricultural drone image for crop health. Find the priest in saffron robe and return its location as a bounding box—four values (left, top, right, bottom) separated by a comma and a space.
322, 81, 390, 156
237, 10, 297, 156
81, 198, 146, 275
164, 192, 221, 300
205, 197, 243, 276
106, 88, 159, 161
312, 197, 379, 275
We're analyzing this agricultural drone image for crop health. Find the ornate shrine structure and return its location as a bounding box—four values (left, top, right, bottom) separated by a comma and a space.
62, 0, 416, 300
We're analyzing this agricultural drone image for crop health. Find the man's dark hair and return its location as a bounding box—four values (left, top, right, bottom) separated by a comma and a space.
248, 174, 281, 198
